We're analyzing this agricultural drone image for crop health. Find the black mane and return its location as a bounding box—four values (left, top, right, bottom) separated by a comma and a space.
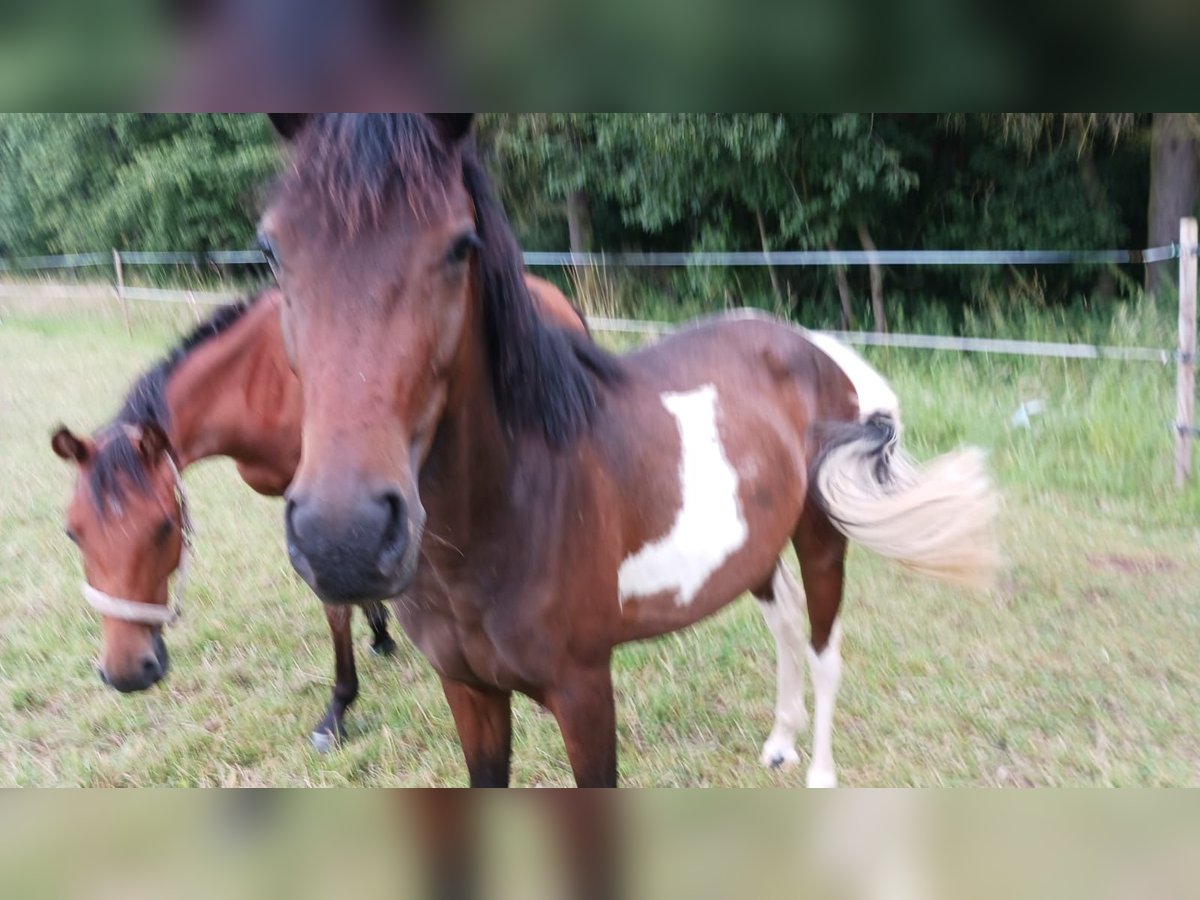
87, 293, 261, 511
287, 113, 622, 447
462, 150, 622, 446
113, 299, 252, 431
287, 113, 455, 235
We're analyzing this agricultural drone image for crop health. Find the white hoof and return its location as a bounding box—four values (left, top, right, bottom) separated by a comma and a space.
805, 766, 838, 789
761, 736, 801, 770
310, 730, 336, 754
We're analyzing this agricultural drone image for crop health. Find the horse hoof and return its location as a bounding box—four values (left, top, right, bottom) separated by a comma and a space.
760, 739, 800, 770
805, 767, 838, 789
310, 730, 338, 754
765, 752, 796, 770
370, 638, 397, 657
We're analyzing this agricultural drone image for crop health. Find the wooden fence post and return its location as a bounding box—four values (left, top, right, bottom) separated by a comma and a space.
112, 248, 130, 336
1175, 217, 1197, 489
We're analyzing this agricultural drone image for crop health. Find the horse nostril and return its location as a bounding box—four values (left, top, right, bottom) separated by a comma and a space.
141, 656, 163, 683
379, 491, 405, 549
284, 497, 311, 568
285, 498, 299, 542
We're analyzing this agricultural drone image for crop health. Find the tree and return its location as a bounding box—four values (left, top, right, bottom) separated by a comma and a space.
960, 114, 1195, 296
0, 114, 1168, 325
1146, 114, 1199, 294
480, 114, 601, 254
0, 114, 280, 256
920, 115, 1133, 305
592, 114, 918, 326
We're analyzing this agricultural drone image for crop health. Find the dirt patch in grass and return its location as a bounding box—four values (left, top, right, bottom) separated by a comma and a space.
1087, 554, 1178, 576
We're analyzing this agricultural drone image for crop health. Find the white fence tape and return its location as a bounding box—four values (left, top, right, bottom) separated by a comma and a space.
1, 235, 1182, 365
0, 243, 1185, 273
588, 315, 1173, 363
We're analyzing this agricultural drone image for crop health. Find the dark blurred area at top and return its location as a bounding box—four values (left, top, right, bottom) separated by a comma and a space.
0, 0, 1196, 108
162, 0, 445, 110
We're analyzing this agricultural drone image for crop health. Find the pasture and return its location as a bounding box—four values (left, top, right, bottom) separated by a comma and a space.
2, 292, 1199, 786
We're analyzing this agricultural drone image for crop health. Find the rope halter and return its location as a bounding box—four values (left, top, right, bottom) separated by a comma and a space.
81, 453, 193, 628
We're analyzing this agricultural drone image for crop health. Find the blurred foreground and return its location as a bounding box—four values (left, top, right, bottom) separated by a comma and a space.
0, 791, 1197, 900
0, 0, 1196, 107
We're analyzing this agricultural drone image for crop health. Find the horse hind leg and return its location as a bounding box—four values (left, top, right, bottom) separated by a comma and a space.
794, 505, 848, 788
362, 601, 397, 656
805, 618, 843, 788
754, 562, 809, 770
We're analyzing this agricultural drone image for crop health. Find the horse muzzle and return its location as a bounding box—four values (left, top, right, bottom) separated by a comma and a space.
285, 487, 421, 603
99, 632, 170, 693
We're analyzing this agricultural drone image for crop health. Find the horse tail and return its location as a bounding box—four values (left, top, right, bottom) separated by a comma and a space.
799, 330, 999, 588
809, 411, 1000, 590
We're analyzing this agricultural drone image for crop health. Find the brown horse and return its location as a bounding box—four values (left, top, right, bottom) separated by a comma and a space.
51, 274, 587, 750
261, 114, 999, 788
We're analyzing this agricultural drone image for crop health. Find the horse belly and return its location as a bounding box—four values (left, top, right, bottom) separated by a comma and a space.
614, 381, 805, 637
617, 535, 792, 639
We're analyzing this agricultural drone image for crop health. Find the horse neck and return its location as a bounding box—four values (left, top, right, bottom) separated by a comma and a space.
163, 300, 300, 474
419, 301, 520, 545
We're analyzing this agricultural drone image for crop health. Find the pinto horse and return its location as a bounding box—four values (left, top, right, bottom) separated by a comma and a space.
262, 113, 999, 787
51, 274, 587, 749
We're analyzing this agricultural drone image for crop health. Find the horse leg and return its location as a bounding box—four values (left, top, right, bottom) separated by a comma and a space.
546, 666, 618, 787
411, 790, 483, 900
362, 600, 397, 656
547, 790, 620, 900
311, 602, 358, 753
754, 562, 809, 770
440, 677, 513, 787
794, 505, 848, 788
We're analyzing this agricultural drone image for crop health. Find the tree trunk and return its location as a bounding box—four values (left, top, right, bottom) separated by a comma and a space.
1147, 114, 1199, 295
856, 222, 887, 333
827, 242, 854, 330
1078, 148, 1116, 298
755, 209, 786, 312
566, 188, 593, 255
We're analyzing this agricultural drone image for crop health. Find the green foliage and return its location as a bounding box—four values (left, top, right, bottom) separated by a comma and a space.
915, 117, 1133, 306
480, 114, 920, 253
481, 114, 1144, 319
0, 114, 280, 256
479, 113, 609, 251
0, 113, 1156, 320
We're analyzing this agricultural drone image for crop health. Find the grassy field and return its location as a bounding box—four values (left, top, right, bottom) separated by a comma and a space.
2, 291, 1199, 786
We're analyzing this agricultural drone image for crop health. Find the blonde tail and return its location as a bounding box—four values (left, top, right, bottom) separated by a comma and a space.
812, 414, 1000, 590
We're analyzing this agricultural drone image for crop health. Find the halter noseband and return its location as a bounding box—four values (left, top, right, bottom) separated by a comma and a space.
81, 453, 193, 628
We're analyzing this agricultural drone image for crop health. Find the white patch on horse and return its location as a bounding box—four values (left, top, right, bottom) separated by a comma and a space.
618, 385, 748, 606
758, 563, 809, 770
801, 330, 899, 421
805, 619, 843, 789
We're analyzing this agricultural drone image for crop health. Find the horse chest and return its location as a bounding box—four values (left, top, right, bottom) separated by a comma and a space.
396, 578, 543, 691
617, 384, 750, 608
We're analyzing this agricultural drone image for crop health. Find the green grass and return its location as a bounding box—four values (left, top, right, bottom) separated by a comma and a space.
2, 294, 1200, 786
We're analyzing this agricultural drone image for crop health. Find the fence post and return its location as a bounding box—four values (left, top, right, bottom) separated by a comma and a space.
1175, 217, 1197, 489
112, 248, 130, 336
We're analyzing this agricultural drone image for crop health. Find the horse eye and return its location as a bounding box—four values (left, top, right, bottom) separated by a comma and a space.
446, 232, 481, 266
154, 518, 175, 546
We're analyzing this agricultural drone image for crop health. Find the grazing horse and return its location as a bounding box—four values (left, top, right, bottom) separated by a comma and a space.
51, 275, 587, 749
262, 114, 999, 787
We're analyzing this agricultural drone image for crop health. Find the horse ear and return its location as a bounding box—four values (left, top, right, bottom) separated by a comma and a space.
430, 114, 474, 146
137, 421, 171, 465
267, 114, 310, 141
51, 426, 92, 464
